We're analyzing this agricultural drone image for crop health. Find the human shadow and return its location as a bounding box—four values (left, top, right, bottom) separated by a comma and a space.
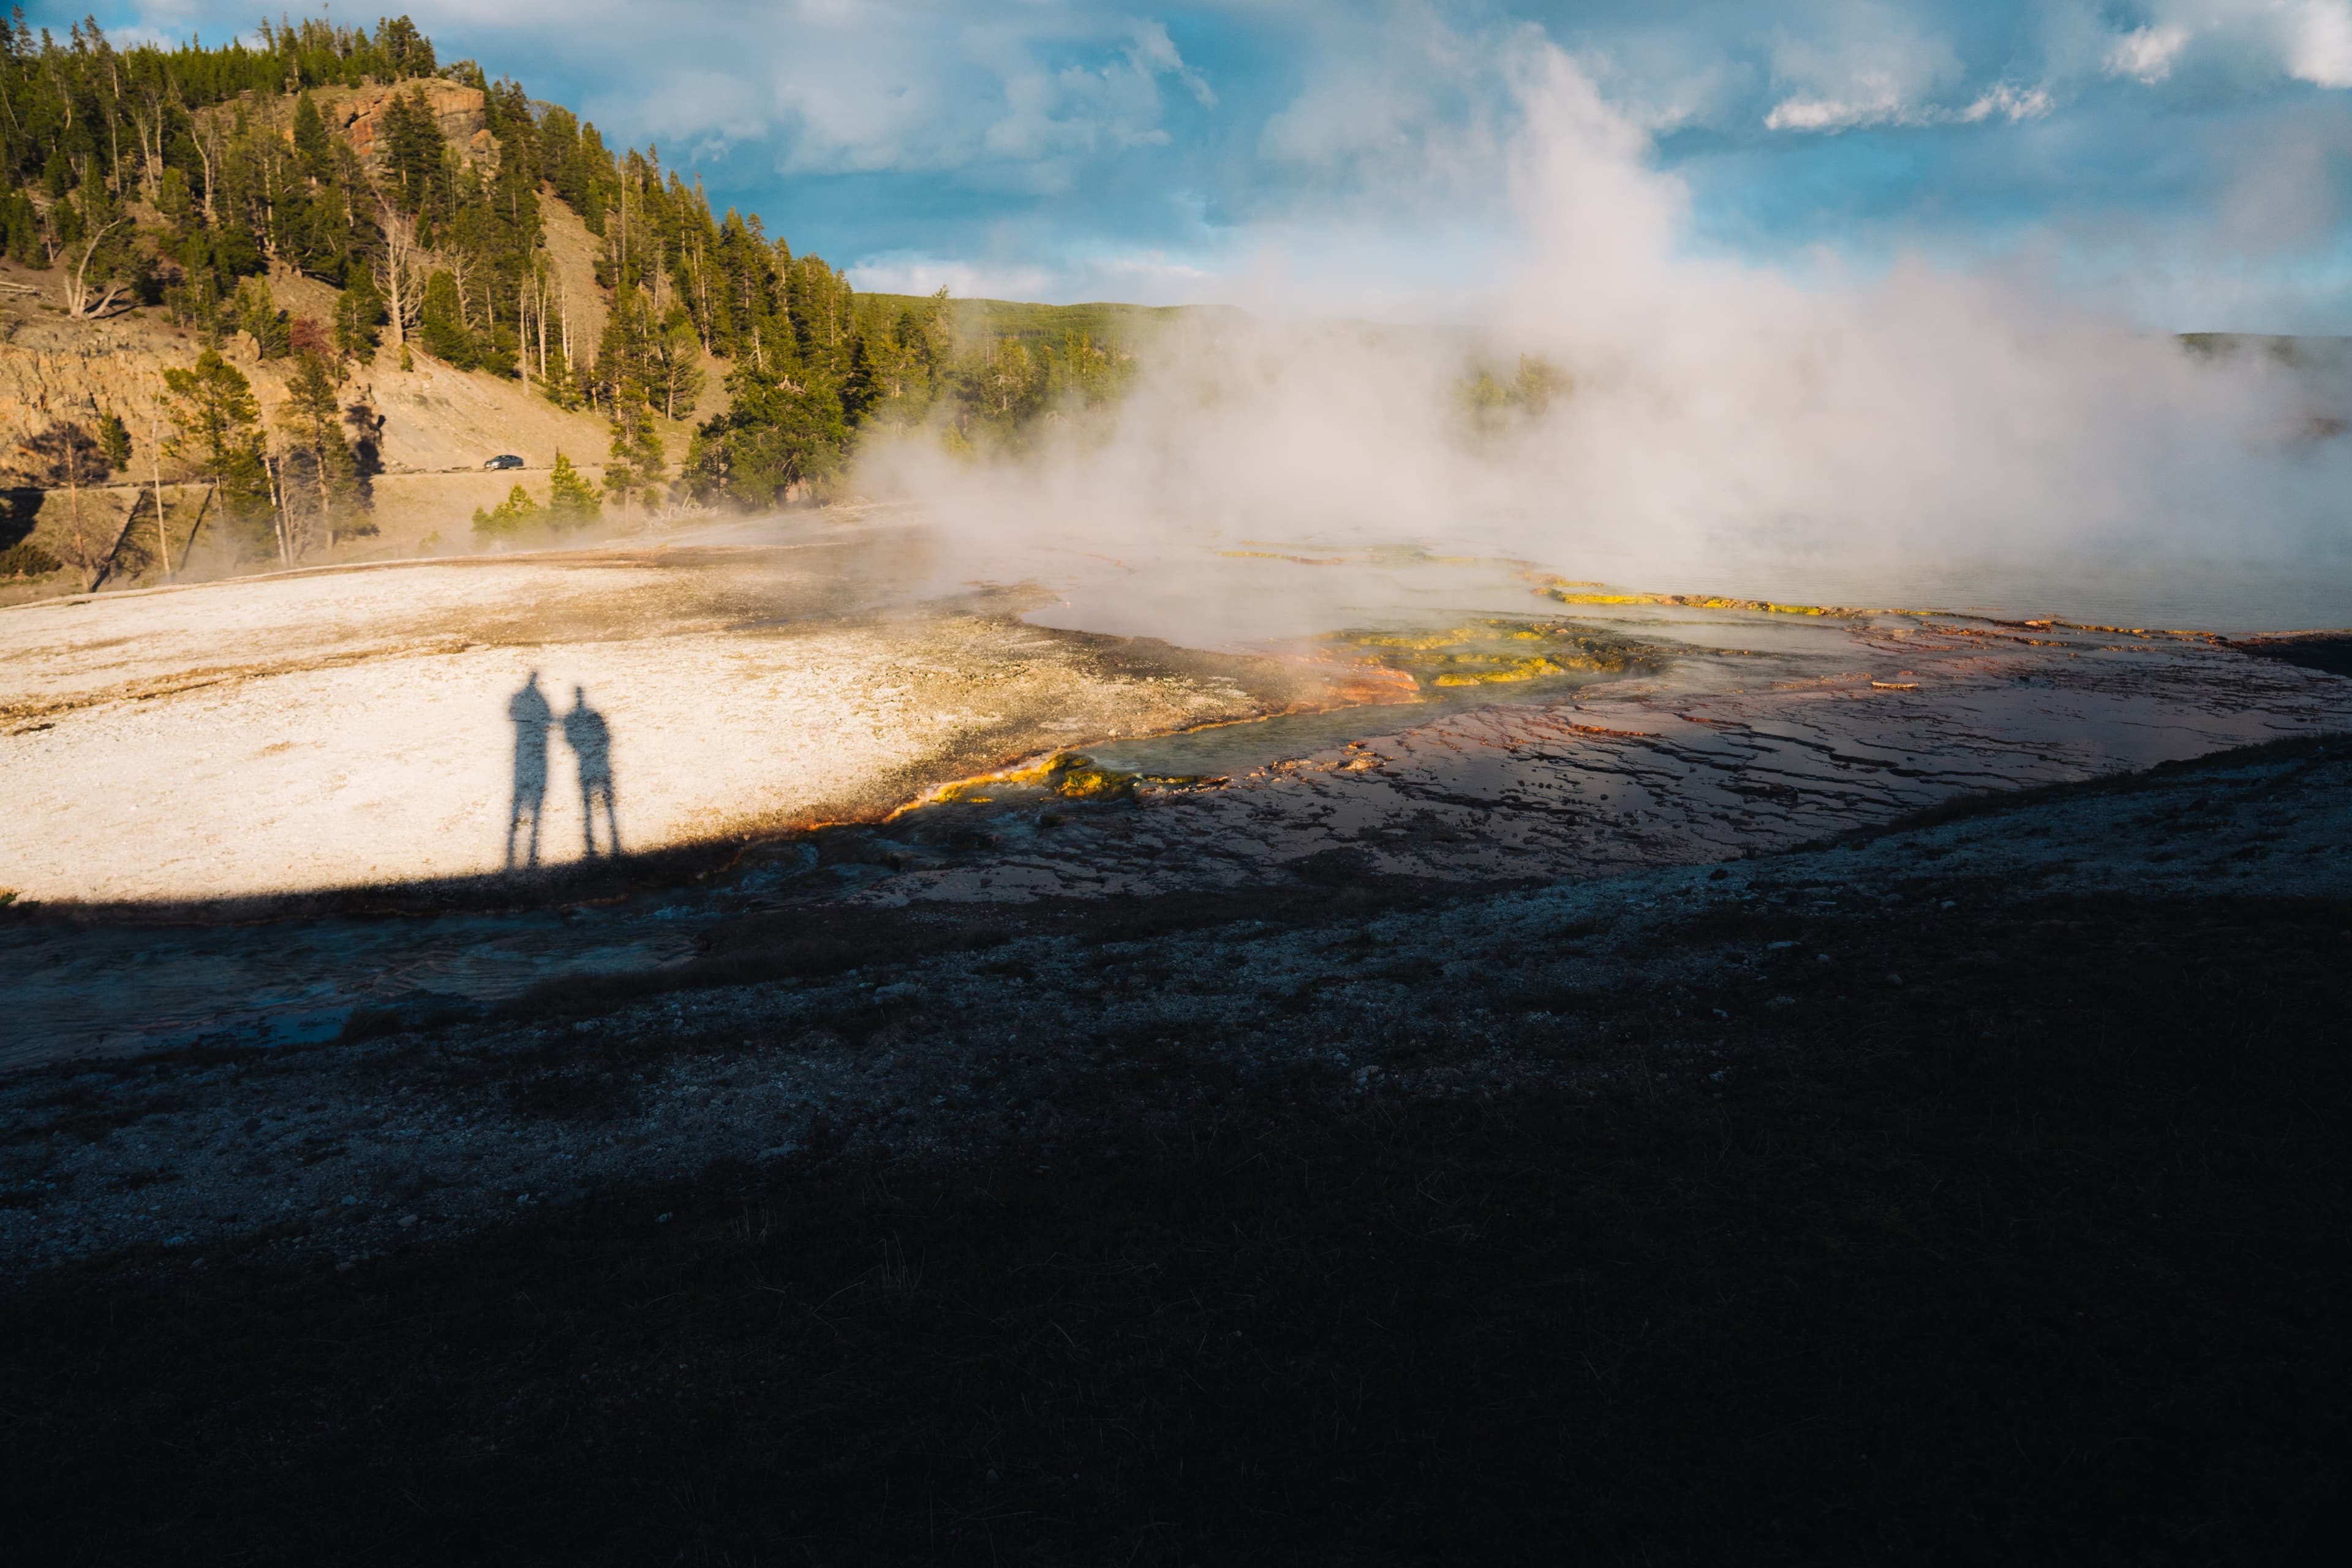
564, 685, 620, 858
506, 672, 553, 870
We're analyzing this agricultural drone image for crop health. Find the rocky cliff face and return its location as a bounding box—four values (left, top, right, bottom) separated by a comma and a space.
323, 78, 496, 172
229, 78, 497, 175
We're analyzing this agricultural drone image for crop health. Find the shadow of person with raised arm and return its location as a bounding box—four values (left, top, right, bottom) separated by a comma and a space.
564, 685, 620, 858
506, 671, 553, 870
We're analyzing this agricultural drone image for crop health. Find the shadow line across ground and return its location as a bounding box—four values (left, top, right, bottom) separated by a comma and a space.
1, 735, 2346, 1561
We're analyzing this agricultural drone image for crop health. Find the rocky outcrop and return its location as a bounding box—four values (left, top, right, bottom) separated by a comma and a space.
227, 78, 498, 175
312, 78, 497, 173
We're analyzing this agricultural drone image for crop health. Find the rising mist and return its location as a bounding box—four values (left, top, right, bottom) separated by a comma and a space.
859, 40, 2352, 616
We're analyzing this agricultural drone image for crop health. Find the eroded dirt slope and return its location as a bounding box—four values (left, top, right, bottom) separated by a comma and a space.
0, 193, 681, 584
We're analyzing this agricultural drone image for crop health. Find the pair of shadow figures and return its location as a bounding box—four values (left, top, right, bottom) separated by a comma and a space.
506, 672, 620, 869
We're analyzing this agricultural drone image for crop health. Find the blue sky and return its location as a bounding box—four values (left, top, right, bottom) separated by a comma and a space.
69, 2, 2352, 328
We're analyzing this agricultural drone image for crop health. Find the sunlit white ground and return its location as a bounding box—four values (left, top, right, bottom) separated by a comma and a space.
0, 527, 1297, 906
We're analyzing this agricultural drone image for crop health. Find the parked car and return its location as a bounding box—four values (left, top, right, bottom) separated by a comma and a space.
483, 454, 526, 470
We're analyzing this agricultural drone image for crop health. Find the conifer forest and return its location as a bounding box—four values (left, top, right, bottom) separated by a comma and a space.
0, 10, 1140, 578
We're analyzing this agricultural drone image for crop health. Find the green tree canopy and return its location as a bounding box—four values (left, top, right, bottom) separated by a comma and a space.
278, 350, 363, 548
548, 451, 601, 528
161, 349, 271, 551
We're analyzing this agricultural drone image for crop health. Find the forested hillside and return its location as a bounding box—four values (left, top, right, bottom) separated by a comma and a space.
0, 10, 1148, 589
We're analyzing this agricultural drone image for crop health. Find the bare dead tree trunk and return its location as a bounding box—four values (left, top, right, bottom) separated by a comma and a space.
375, 201, 420, 350
147, 381, 170, 582
63, 218, 128, 319
450, 252, 472, 331
64, 441, 83, 579
130, 97, 161, 205
195, 123, 219, 224
260, 145, 279, 262
317, 443, 335, 550
687, 239, 706, 352
265, 452, 291, 565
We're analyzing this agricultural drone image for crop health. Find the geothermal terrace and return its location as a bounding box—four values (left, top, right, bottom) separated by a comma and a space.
3, 508, 2347, 1064
0, 513, 1362, 908
3, 507, 2346, 1562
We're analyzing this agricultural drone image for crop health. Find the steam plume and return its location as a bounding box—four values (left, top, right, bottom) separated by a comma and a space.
862, 39, 2352, 617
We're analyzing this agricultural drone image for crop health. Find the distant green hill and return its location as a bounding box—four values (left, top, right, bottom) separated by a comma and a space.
857, 302, 2352, 379
857, 294, 1244, 348
2179, 333, 2352, 368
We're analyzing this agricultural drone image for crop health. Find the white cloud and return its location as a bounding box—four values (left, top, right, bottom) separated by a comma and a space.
1605, 59, 1758, 134
2284, 0, 2352, 86
1093, 250, 1218, 289
1763, 75, 2053, 133
1258, 4, 1485, 167
1959, 82, 2056, 122
209, 0, 2352, 332
526, 4, 1221, 178
844, 246, 1220, 304
585, 69, 769, 160
2105, 24, 2190, 84
2097, 2, 2352, 92
1128, 20, 1217, 109
775, 64, 970, 173
1764, 71, 1916, 130
982, 20, 1212, 160
1260, 68, 1413, 164
1760, 4, 1980, 132
844, 254, 1061, 299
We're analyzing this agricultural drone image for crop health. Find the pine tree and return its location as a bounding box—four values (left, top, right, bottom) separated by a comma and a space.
603, 382, 668, 510
278, 351, 361, 548
96, 411, 132, 471
472, 483, 540, 538
687, 360, 846, 506
334, 272, 384, 362
292, 90, 333, 179
655, 305, 705, 420
161, 350, 273, 557
233, 277, 291, 358
601, 386, 669, 512
547, 450, 602, 529
418, 270, 476, 368
379, 86, 447, 216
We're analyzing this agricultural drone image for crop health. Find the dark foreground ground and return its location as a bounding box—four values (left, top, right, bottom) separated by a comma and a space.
5, 743, 2350, 1562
